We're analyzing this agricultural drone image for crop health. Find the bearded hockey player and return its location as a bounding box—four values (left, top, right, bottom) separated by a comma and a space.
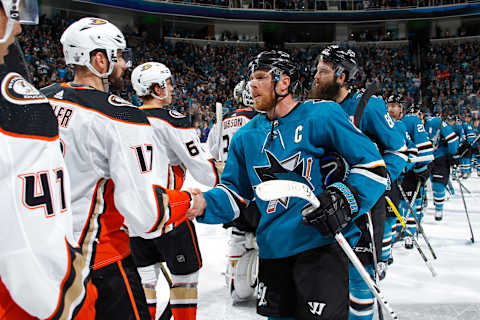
130, 62, 221, 320
41, 18, 193, 319
311, 45, 407, 320
187, 50, 388, 320
0, 1, 96, 318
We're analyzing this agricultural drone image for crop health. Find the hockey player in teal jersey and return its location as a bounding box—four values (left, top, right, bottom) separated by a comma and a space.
397, 104, 434, 250
447, 115, 464, 180
459, 113, 475, 178
473, 118, 480, 176
382, 96, 417, 271
310, 46, 407, 320
425, 116, 459, 221
187, 51, 388, 320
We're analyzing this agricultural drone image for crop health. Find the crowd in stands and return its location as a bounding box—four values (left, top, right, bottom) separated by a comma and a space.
18, 14, 480, 141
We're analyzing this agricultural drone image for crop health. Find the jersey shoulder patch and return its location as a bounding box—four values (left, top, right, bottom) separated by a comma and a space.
108, 94, 135, 107
43, 84, 149, 125
2, 72, 48, 105
0, 73, 58, 139
142, 108, 191, 128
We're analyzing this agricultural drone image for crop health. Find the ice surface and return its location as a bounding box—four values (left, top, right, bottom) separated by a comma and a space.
155, 174, 480, 319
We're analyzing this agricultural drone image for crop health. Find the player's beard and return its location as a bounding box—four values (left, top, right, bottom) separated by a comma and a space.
108, 67, 124, 91
253, 91, 275, 112
309, 78, 341, 101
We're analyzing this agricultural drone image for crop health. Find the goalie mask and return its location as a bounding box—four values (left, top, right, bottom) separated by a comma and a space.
131, 62, 174, 101
60, 17, 130, 79
233, 80, 254, 107
318, 45, 359, 82
0, 0, 39, 44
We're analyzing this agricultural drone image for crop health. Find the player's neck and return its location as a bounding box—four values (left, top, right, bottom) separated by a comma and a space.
73, 73, 106, 92
267, 94, 296, 119
142, 98, 166, 109
335, 87, 349, 104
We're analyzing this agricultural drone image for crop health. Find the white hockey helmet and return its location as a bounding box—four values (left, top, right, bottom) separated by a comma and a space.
60, 17, 127, 78
0, 0, 39, 43
233, 80, 254, 107
131, 62, 173, 100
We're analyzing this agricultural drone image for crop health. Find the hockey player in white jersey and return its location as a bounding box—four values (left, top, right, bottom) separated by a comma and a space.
41, 18, 194, 319
130, 62, 220, 320
0, 1, 97, 318
207, 80, 260, 304
207, 80, 257, 161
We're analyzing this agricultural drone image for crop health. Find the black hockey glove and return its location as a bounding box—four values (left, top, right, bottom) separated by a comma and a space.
457, 141, 473, 158
319, 152, 348, 186
449, 154, 460, 168
301, 182, 360, 238
399, 170, 420, 201
413, 164, 430, 183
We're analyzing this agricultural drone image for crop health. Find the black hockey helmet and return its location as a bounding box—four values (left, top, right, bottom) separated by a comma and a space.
318, 45, 359, 82
247, 50, 299, 93
406, 103, 422, 114
446, 114, 456, 122
386, 94, 402, 104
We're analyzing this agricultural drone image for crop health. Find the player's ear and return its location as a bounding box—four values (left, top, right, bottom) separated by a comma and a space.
153, 84, 163, 96
337, 72, 346, 85
91, 51, 108, 73
280, 74, 291, 94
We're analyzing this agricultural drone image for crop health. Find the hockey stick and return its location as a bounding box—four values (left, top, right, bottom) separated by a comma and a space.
365, 211, 384, 320
255, 180, 399, 320
158, 263, 173, 320
397, 182, 438, 260
457, 178, 471, 193
215, 102, 224, 162
408, 155, 435, 163
385, 197, 437, 277
457, 179, 475, 243
395, 182, 421, 244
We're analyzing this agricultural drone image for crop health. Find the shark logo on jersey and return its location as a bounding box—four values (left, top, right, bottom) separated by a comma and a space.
254, 150, 313, 213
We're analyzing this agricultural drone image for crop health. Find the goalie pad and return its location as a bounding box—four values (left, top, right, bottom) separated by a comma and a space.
228, 249, 258, 302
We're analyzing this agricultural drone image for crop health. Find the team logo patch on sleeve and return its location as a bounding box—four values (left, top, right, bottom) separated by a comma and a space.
1, 72, 48, 105
169, 110, 186, 119
108, 94, 135, 107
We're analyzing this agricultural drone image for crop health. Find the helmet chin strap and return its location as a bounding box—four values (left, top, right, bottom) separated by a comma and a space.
86, 55, 116, 92
269, 70, 289, 142
151, 81, 169, 101
152, 92, 168, 101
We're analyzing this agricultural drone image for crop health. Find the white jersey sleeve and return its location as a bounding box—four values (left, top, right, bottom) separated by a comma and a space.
0, 73, 90, 318
142, 108, 219, 188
